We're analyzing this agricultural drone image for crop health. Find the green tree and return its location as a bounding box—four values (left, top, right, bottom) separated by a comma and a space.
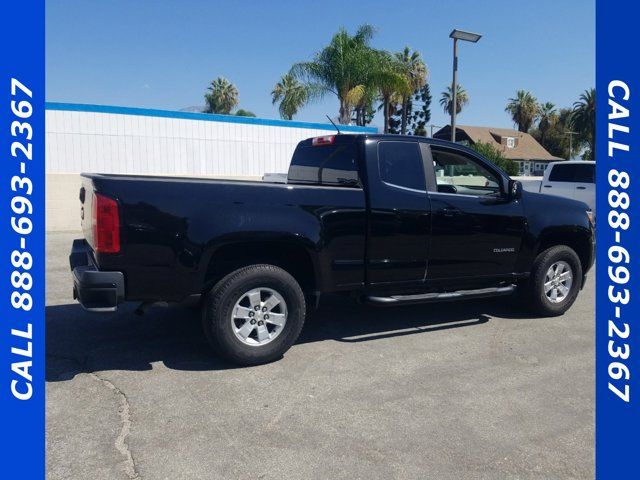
439, 84, 469, 116
537, 102, 557, 148
235, 109, 256, 117
290, 24, 411, 129
530, 107, 574, 159
572, 88, 595, 159
387, 102, 403, 134
290, 24, 379, 124
204, 77, 239, 114
375, 51, 411, 133
409, 84, 432, 136
271, 74, 308, 120
470, 141, 519, 176
389, 83, 431, 136
352, 86, 377, 126
505, 90, 538, 132
395, 47, 428, 134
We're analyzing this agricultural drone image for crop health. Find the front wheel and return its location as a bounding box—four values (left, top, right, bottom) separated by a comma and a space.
523, 245, 582, 317
202, 264, 306, 366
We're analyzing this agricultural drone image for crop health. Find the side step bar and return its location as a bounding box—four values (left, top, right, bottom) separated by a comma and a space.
364, 285, 516, 306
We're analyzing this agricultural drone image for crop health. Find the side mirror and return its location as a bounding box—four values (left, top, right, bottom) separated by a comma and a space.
509, 180, 523, 200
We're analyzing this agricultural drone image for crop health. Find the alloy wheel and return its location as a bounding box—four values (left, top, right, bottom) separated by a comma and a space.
230, 287, 288, 346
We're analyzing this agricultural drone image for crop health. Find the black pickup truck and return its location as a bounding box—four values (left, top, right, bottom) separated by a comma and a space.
70, 134, 594, 365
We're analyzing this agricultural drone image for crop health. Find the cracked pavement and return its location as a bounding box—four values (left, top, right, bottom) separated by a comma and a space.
46, 231, 595, 479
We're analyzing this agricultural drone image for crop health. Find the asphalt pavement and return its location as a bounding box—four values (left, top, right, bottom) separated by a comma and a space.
46, 231, 595, 480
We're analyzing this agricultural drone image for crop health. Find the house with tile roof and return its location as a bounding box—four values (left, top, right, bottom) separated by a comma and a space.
433, 125, 563, 176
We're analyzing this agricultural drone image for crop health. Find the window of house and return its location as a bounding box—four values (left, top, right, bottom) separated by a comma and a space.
431, 147, 501, 196
533, 163, 544, 174
378, 141, 426, 191
506, 137, 515, 148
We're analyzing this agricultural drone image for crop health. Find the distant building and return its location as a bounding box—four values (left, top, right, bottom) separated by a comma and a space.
433, 125, 563, 176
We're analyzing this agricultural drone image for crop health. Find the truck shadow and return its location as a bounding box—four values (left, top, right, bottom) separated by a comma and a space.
45, 295, 535, 381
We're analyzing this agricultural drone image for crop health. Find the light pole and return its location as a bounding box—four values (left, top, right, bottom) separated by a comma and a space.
449, 29, 482, 142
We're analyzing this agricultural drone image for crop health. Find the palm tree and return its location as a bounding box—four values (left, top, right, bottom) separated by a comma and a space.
395, 47, 428, 134
439, 84, 469, 116
374, 51, 412, 133
204, 77, 239, 114
537, 102, 557, 147
290, 24, 378, 124
271, 74, 308, 120
572, 88, 595, 159
531, 107, 573, 159
352, 86, 377, 126
505, 90, 538, 132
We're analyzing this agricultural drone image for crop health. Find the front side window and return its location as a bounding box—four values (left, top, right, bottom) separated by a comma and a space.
378, 141, 426, 191
431, 147, 501, 196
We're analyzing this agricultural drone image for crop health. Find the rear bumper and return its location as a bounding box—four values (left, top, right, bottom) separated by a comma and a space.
70, 239, 125, 312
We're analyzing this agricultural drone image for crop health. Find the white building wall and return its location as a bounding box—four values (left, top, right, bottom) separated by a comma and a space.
45, 108, 373, 176
45, 104, 375, 230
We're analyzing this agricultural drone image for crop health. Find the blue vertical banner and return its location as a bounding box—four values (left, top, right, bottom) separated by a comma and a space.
596, 0, 639, 477
0, 0, 45, 478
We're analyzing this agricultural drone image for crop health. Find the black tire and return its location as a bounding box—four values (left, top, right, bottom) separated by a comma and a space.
202, 264, 306, 366
523, 245, 582, 317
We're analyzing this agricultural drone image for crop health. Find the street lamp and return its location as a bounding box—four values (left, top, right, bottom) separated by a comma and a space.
449, 29, 482, 142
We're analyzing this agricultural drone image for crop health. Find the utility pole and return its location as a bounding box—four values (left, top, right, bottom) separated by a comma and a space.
430, 124, 443, 138
565, 131, 578, 160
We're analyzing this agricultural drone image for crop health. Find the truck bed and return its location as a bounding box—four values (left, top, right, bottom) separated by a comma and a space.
79, 172, 367, 303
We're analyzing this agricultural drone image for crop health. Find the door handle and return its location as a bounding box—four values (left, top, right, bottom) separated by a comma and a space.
440, 207, 462, 217
576, 186, 586, 190
543, 185, 552, 188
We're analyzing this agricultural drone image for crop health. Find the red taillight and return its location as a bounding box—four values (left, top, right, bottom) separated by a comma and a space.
92, 193, 120, 253
312, 135, 335, 146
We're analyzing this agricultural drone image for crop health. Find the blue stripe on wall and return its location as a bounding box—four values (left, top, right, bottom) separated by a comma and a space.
45, 102, 378, 133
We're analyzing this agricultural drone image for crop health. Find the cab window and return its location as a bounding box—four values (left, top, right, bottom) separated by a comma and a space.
430, 147, 501, 196
288, 141, 360, 187
378, 141, 426, 191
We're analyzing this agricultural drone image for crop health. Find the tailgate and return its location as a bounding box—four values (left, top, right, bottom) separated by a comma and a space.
79, 175, 95, 248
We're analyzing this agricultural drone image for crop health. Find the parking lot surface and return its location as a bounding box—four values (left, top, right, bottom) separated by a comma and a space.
46, 231, 594, 480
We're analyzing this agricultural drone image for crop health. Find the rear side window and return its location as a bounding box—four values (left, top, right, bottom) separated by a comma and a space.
288, 143, 360, 187
549, 164, 595, 183
378, 141, 425, 191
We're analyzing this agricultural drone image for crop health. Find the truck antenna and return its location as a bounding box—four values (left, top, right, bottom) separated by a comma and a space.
326, 115, 341, 134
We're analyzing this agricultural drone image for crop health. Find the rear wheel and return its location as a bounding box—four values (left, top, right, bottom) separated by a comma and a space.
202, 264, 306, 365
524, 245, 582, 316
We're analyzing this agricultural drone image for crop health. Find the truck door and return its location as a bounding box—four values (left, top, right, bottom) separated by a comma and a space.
426, 145, 525, 283
571, 163, 596, 213
365, 140, 432, 286
541, 163, 577, 200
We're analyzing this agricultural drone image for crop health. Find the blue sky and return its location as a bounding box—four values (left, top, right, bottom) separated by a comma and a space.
46, 0, 594, 131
